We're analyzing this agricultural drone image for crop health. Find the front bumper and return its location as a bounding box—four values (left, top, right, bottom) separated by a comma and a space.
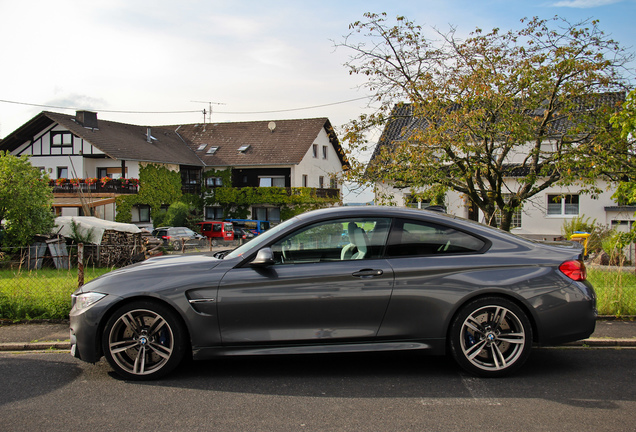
69, 294, 123, 363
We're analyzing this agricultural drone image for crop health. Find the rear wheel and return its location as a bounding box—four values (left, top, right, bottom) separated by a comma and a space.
171, 240, 182, 251
102, 301, 187, 380
449, 297, 532, 377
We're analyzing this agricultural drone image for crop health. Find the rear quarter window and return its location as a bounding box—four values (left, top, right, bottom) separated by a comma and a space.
387, 219, 486, 257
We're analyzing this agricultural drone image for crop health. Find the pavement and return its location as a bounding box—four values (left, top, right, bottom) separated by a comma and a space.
0, 318, 635, 352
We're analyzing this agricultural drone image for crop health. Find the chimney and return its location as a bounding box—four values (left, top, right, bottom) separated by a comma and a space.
146, 127, 155, 143
75, 111, 98, 129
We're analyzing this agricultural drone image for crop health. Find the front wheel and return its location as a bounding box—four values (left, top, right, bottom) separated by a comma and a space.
449, 297, 532, 377
102, 301, 187, 380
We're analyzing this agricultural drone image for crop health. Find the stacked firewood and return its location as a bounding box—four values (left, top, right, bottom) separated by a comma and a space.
95, 231, 145, 267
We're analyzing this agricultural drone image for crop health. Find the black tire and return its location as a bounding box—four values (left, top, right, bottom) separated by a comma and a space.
171, 240, 182, 251
449, 297, 532, 377
102, 301, 187, 380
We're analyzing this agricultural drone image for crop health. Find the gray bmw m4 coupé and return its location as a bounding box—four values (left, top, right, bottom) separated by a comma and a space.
70, 206, 596, 380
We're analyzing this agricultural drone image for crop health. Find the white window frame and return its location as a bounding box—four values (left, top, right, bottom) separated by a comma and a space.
547, 194, 579, 217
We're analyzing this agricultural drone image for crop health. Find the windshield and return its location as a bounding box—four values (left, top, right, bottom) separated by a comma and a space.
224, 216, 300, 260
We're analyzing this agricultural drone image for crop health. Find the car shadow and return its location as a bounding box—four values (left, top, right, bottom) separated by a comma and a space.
127, 349, 636, 407
0, 356, 83, 406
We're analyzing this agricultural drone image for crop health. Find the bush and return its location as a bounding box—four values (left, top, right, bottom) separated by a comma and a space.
561, 216, 613, 255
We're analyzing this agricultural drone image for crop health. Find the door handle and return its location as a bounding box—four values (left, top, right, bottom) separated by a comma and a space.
352, 269, 384, 277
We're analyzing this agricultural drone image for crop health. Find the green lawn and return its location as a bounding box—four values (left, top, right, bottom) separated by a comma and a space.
0, 266, 634, 321
0, 268, 112, 320
587, 267, 636, 317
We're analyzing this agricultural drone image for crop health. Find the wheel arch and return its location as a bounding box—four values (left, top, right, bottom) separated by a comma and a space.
95, 295, 193, 359
444, 290, 540, 345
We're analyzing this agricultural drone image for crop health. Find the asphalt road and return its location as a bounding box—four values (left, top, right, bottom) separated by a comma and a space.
1, 348, 635, 432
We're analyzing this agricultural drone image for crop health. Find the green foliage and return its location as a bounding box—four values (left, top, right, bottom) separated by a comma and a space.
611, 181, 636, 205
116, 164, 183, 223
339, 14, 632, 231
162, 202, 190, 227
601, 231, 635, 265
206, 186, 340, 221
611, 88, 636, 141
0, 152, 55, 247
68, 218, 96, 244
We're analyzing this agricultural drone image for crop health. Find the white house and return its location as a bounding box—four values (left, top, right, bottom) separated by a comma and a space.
0, 111, 349, 226
371, 100, 632, 241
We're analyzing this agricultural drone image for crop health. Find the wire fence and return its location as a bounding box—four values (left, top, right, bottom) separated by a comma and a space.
0, 239, 242, 293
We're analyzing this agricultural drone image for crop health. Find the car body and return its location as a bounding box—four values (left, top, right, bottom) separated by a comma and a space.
70, 206, 596, 380
197, 221, 235, 244
151, 227, 204, 250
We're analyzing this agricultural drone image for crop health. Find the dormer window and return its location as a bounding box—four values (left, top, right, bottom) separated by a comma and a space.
197, 144, 207, 151
238, 144, 250, 153
207, 146, 219, 155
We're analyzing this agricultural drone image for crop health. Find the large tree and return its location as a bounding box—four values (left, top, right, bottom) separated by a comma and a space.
0, 152, 55, 247
339, 14, 633, 230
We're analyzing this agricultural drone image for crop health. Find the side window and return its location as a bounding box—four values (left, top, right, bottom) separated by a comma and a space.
386, 219, 485, 257
271, 218, 391, 265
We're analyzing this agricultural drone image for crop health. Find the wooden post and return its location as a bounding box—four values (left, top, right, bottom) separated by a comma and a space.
78, 243, 85, 288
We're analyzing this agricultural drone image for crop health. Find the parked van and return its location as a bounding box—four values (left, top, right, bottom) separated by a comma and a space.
225, 219, 271, 236
197, 221, 234, 244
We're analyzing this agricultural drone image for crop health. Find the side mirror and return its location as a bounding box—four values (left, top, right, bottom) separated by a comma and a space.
250, 247, 275, 267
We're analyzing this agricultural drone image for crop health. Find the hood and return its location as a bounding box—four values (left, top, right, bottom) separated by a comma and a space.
79, 253, 223, 295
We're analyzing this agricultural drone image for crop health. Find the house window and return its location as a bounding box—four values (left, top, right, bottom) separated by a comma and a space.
322, 145, 328, 159
181, 168, 201, 185
259, 176, 285, 187
313, 144, 318, 158
206, 177, 223, 187
97, 167, 126, 179
51, 132, 72, 147
319, 176, 324, 188
302, 175, 308, 187
133, 205, 150, 223
57, 167, 68, 179
253, 206, 281, 222
495, 194, 522, 228
205, 207, 224, 220
547, 194, 579, 216
330, 178, 337, 189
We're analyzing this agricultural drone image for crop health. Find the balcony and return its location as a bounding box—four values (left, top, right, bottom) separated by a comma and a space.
50, 178, 139, 194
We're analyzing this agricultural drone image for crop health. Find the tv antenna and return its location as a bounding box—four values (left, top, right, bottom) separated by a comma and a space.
191, 101, 226, 125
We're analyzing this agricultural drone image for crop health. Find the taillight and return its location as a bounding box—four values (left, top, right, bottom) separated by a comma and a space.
559, 260, 587, 281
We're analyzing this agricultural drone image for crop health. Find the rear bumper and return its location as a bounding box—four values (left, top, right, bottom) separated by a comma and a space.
534, 280, 597, 345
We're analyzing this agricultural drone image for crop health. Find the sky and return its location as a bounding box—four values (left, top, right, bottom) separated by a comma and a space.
1, 0, 635, 201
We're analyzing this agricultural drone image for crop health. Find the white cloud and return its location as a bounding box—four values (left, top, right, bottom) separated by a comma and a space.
550, 0, 623, 8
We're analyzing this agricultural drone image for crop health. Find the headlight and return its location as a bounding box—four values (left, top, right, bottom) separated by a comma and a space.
72, 292, 106, 313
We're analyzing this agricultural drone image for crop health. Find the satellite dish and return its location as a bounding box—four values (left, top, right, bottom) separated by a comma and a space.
268, 121, 276, 132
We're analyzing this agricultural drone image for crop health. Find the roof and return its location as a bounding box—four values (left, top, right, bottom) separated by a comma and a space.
0, 112, 350, 169
0, 112, 204, 166
165, 118, 349, 168
372, 92, 626, 161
